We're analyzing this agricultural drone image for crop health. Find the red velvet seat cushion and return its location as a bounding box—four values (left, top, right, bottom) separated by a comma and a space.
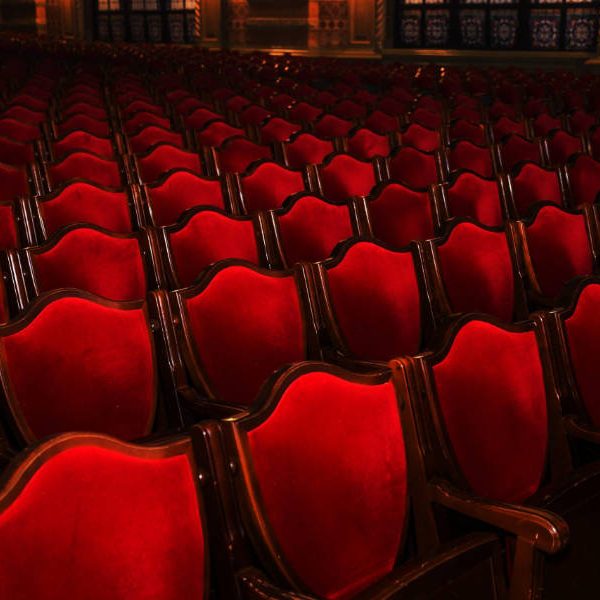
0, 119, 40, 142
0, 297, 155, 440
500, 135, 541, 172
247, 372, 406, 599
48, 153, 123, 189
169, 211, 259, 286
448, 141, 494, 178
285, 134, 334, 169
216, 139, 271, 174
525, 205, 593, 298
388, 147, 438, 189
276, 196, 354, 265
183, 267, 306, 406
568, 155, 600, 206
347, 129, 391, 160
401, 123, 440, 152
0, 443, 205, 599
53, 131, 115, 160
437, 222, 515, 320
325, 242, 422, 361
446, 172, 504, 227
137, 145, 202, 183
147, 171, 225, 226
129, 127, 184, 154
369, 184, 434, 247
564, 284, 600, 427
240, 162, 306, 212
511, 164, 563, 217
320, 155, 376, 202
32, 228, 147, 302
433, 320, 548, 503
38, 182, 132, 237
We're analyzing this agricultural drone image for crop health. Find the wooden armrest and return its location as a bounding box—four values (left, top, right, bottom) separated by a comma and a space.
564, 415, 600, 445
430, 480, 569, 554
237, 567, 315, 600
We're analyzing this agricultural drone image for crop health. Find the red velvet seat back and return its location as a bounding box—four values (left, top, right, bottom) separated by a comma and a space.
53, 131, 114, 160
2, 106, 45, 125
437, 222, 515, 320
0, 297, 156, 440
38, 182, 132, 237
129, 127, 184, 154
500, 135, 541, 172
147, 171, 225, 226
314, 115, 353, 139
0, 439, 206, 599
0, 203, 18, 250
0, 164, 28, 202
369, 183, 434, 247
563, 284, 600, 427
525, 205, 593, 298
533, 113, 562, 137
216, 139, 271, 174
449, 120, 486, 145
401, 123, 440, 152
511, 163, 563, 216
196, 122, 243, 147
185, 108, 223, 130
244, 371, 406, 599
168, 211, 260, 286
548, 131, 582, 165
347, 129, 391, 160
240, 162, 306, 212
62, 103, 107, 121
285, 134, 334, 169
276, 196, 354, 265
0, 119, 40, 142
324, 242, 422, 361
0, 136, 34, 167
446, 172, 503, 227
239, 105, 271, 127
182, 266, 306, 406
568, 155, 600, 206
289, 102, 323, 124
389, 147, 438, 189
57, 115, 110, 138
492, 117, 526, 141
432, 320, 548, 503
410, 108, 442, 130
320, 155, 376, 202
448, 141, 494, 178
364, 110, 399, 135
125, 112, 171, 135
137, 145, 202, 183
31, 228, 147, 302
48, 153, 123, 189
260, 118, 300, 144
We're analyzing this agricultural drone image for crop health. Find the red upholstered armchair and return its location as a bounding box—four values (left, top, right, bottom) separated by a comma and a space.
311, 239, 433, 367
163, 261, 321, 416
391, 314, 600, 599
0, 290, 183, 446
193, 362, 507, 600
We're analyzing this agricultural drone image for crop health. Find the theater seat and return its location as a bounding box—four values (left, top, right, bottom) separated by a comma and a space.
567, 154, 600, 206
319, 154, 377, 202
509, 162, 565, 217
160, 208, 264, 287
172, 262, 319, 408
0, 293, 158, 442
388, 146, 441, 189
128, 126, 185, 154
51, 130, 117, 161
283, 132, 335, 169
347, 128, 391, 160
213, 137, 272, 174
547, 130, 585, 166
135, 144, 203, 183
498, 134, 546, 172
447, 140, 496, 178
0, 163, 30, 202
210, 362, 507, 600
44, 152, 125, 191
400, 122, 441, 152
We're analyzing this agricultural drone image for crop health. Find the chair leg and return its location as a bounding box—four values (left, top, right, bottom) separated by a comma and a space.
509, 537, 545, 600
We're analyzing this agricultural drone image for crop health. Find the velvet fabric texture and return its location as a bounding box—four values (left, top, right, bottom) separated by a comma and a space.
492, 117, 526, 141
568, 155, 600, 206
0, 204, 18, 250
38, 182, 132, 237
401, 123, 440, 152
289, 102, 323, 124
53, 131, 115, 160
184, 266, 306, 406
501, 135, 541, 172
449, 120, 486, 146
511, 164, 563, 216
129, 127, 184, 154
433, 321, 548, 503
0, 164, 28, 202
48, 153, 122, 189
333, 100, 366, 120
364, 111, 399, 135
569, 111, 596, 135
217, 139, 271, 174
448, 141, 494, 178
125, 112, 171, 135
410, 109, 442, 130
285, 134, 335, 169
0, 136, 34, 167
247, 373, 406, 600
240, 162, 306, 212
564, 284, 600, 427
60, 103, 107, 121
137, 145, 203, 183
533, 114, 562, 137
169, 211, 260, 286
325, 242, 422, 361
437, 222, 515, 321
32, 228, 147, 302
314, 115, 353, 139
0, 119, 39, 143
276, 196, 354, 265
147, 171, 225, 226
239, 105, 271, 126
196, 122, 244, 147
1, 297, 156, 440
2, 106, 45, 125
347, 129, 391, 160
369, 183, 434, 248
260, 118, 300, 144
320, 155, 376, 202
388, 147, 438, 189
184, 108, 223, 130
548, 131, 583, 165
525, 205, 593, 298
57, 115, 110, 138
0, 444, 205, 599
446, 172, 504, 227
